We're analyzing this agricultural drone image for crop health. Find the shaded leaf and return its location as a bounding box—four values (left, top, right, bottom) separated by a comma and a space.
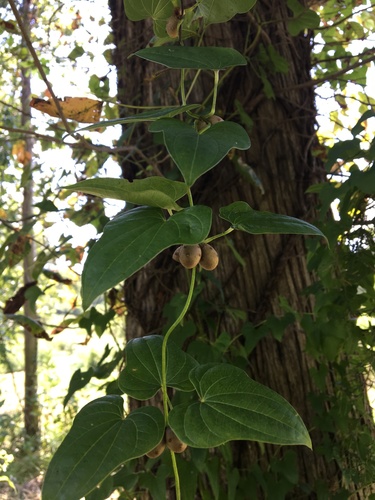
197, 0, 257, 25
149, 119, 250, 186
80, 104, 200, 131
169, 364, 312, 448
220, 201, 325, 238
42, 397, 165, 500
325, 138, 362, 171
124, 0, 172, 22
134, 46, 247, 70
287, 0, 320, 35
34, 200, 59, 212
351, 110, 375, 137
82, 205, 212, 309
119, 335, 198, 400
64, 177, 188, 210
63, 368, 94, 407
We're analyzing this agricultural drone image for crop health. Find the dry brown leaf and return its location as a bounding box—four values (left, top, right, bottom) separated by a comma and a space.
30, 96, 103, 123
12, 140, 32, 165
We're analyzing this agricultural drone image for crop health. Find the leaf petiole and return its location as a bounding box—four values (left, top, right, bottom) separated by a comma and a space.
204, 227, 234, 243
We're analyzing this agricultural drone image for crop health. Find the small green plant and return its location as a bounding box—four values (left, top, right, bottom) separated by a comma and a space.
42, 2, 327, 499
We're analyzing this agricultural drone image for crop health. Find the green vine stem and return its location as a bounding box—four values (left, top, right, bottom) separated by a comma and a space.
207, 70, 220, 117
160, 265, 196, 500
180, 68, 187, 105
187, 188, 194, 207
161, 265, 197, 422
170, 451, 181, 500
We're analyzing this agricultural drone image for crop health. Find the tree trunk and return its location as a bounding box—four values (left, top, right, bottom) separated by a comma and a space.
109, 1, 371, 497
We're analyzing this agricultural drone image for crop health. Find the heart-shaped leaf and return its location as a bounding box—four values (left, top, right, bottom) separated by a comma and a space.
79, 104, 199, 131
64, 177, 188, 210
42, 397, 164, 500
168, 364, 312, 448
220, 201, 325, 238
124, 0, 172, 22
134, 46, 247, 70
197, 0, 257, 25
119, 335, 198, 399
149, 119, 250, 186
82, 205, 212, 309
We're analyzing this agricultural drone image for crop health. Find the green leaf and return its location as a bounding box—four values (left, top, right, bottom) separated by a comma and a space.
287, 0, 320, 35
118, 335, 198, 399
124, 0, 172, 22
82, 205, 212, 309
351, 110, 375, 137
149, 119, 250, 186
134, 46, 247, 70
42, 397, 164, 500
68, 45, 84, 60
34, 199, 59, 212
79, 105, 200, 131
168, 364, 312, 448
5, 314, 51, 340
220, 201, 325, 238
64, 177, 188, 210
325, 138, 362, 170
197, 0, 257, 25
63, 368, 94, 407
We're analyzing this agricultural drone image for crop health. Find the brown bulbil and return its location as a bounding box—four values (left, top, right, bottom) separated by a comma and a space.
146, 439, 166, 459
166, 8, 182, 38
165, 427, 187, 453
199, 243, 219, 271
208, 115, 224, 125
196, 115, 224, 132
177, 244, 202, 269
166, 15, 179, 38
172, 246, 181, 262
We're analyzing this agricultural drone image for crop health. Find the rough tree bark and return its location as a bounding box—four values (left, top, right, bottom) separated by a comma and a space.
109, 1, 370, 497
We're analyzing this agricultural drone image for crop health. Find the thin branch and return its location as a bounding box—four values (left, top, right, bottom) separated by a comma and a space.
315, 4, 373, 31
313, 48, 375, 65
277, 53, 375, 92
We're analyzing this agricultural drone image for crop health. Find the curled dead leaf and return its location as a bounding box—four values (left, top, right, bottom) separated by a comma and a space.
30, 96, 103, 123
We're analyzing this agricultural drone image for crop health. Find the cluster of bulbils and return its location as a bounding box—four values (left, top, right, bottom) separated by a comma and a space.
146, 428, 187, 458
172, 243, 219, 271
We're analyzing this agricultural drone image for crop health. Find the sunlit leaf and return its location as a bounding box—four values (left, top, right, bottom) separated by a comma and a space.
42, 397, 164, 500
134, 46, 247, 70
64, 177, 188, 210
149, 119, 250, 186
119, 335, 198, 399
30, 97, 103, 123
169, 364, 312, 448
220, 201, 325, 238
82, 205, 212, 309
